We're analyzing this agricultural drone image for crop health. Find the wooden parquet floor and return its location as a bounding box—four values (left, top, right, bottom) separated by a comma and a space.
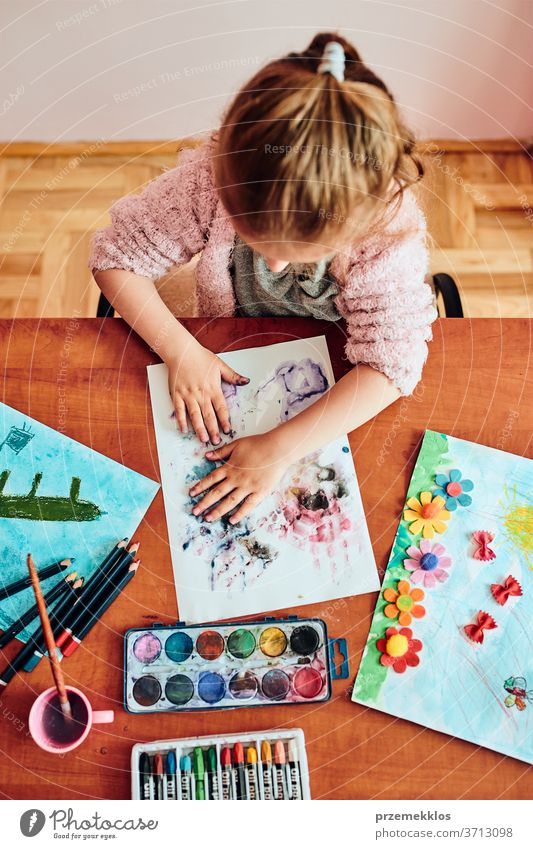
0, 139, 532, 319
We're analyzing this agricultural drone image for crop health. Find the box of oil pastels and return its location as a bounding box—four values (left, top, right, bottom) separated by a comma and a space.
131, 728, 311, 800
124, 616, 348, 713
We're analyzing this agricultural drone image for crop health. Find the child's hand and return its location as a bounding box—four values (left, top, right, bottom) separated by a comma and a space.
188, 432, 287, 524
167, 343, 249, 444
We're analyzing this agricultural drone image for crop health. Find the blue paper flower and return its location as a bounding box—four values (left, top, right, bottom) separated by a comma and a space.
434, 469, 473, 511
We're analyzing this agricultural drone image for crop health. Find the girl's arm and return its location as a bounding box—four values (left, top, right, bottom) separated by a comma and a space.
189, 364, 399, 524
94, 268, 249, 444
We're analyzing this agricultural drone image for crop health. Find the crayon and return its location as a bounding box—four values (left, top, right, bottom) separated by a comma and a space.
206, 746, 219, 800
261, 740, 274, 800
233, 741, 247, 801
139, 753, 154, 800
153, 753, 164, 800
274, 740, 289, 800
0, 558, 72, 601
288, 738, 302, 800
193, 746, 206, 800
166, 751, 177, 800
180, 754, 194, 800
246, 747, 259, 800
220, 747, 233, 800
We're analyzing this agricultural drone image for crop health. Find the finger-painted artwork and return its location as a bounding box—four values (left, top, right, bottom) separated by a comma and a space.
148, 336, 378, 622
0, 402, 159, 640
352, 430, 533, 765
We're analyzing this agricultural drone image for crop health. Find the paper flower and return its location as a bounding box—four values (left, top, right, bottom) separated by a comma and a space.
377, 626, 423, 673
472, 530, 496, 561
464, 611, 497, 644
383, 580, 426, 626
491, 575, 522, 606
404, 539, 452, 587
404, 492, 451, 538
434, 469, 474, 511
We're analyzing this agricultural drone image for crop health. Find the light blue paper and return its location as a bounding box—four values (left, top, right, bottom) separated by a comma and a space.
0, 401, 159, 641
353, 431, 533, 765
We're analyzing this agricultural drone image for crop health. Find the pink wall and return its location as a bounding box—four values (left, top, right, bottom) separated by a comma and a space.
2, 0, 532, 142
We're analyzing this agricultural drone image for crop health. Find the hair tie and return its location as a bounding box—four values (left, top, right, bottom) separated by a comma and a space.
317, 41, 345, 82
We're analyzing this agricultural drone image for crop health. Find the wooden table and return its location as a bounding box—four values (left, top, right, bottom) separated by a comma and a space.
0, 317, 532, 800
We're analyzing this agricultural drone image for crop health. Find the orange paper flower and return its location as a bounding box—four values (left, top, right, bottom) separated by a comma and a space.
383, 580, 426, 626
404, 492, 451, 538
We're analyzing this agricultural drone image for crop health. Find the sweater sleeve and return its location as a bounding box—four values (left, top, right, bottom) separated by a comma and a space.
333, 192, 437, 396
87, 142, 218, 279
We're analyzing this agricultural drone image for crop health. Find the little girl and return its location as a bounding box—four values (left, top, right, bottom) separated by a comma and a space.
89, 32, 436, 525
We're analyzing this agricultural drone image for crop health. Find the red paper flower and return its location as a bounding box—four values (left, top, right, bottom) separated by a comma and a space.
491, 575, 522, 606
464, 611, 498, 643
376, 626, 423, 673
472, 530, 496, 561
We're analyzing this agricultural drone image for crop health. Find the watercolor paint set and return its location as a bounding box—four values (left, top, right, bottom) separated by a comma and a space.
131, 728, 311, 800
124, 616, 348, 713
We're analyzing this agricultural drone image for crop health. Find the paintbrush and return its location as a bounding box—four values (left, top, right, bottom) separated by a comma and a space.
26, 553, 73, 722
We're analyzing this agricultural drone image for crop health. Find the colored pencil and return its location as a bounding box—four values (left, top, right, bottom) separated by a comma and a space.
0, 571, 76, 649
0, 558, 73, 601
22, 578, 86, 672
60, 557, 139, 657
0, 577, 84, 688
55, 542, 138, 650
26, 554, 72, 720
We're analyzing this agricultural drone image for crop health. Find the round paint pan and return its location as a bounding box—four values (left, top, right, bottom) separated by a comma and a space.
165, 631, 193, 664
196, 630, 225, 661
228, 669, 259, 701
289, 624, 321, 656
165, 673, 194, 706
227, 628, 256, 659
292, 666, 324, 699
261, 669, 290, 701
132, 675, 162, 707
259, 626, 287, 658
132, 632, 162, 664
197, 671, 226, 704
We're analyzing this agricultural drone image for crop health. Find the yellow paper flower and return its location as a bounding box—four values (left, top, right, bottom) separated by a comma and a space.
404, 491, 451, 538
383, 580, 426, 626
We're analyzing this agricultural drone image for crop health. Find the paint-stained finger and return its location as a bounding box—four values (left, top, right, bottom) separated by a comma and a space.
212, 391, 231, 434
173, 396, 188, 433
186, 399, 209, 443
229, 493, 261, 524
192, 481, 235, 516
205, 441, 234, 462
205, 488, 247, 522
189, 466, 227, 498
200, 400, 221, 445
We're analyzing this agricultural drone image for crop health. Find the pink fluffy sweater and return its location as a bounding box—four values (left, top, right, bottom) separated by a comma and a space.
88, 140, 437, 395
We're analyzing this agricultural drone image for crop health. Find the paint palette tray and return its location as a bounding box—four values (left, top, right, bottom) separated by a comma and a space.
131, 728, 311, 800
124, 616, 347, 713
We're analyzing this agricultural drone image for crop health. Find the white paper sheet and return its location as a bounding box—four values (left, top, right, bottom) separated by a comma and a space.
148, 335, 378, 621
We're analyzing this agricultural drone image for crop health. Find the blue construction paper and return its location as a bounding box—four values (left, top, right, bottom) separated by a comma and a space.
0, 401, 159, 641
353, 430, 533, 765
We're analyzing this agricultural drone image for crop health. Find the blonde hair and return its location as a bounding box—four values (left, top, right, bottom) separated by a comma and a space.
214, 32, 423, 244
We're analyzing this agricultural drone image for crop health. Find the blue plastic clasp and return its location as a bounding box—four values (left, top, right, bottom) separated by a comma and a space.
328, 638, 349, 680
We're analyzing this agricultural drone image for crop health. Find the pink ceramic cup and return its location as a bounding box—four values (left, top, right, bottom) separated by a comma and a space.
29, 686, 114, 754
